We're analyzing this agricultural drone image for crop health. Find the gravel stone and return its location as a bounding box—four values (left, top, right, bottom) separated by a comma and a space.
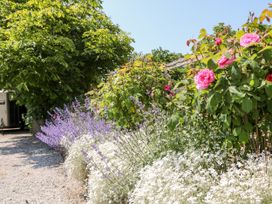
0, 130, 85, 204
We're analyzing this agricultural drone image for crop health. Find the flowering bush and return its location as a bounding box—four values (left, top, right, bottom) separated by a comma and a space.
86, 141, 131, 204
64, 135, 95, 182
129, 150, 225, 204
174, 6, 272, 152
130, 150, 272, 204
205, 154, 272, 203
89, 55, 170, 128
36, 98, 111, 151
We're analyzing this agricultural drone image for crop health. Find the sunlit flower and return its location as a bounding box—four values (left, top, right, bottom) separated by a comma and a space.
194, 69, 215, 90
164, 85, 171, 91
215, 38, 222, 46
240, 33, 260, 47
218, 54, 235, 68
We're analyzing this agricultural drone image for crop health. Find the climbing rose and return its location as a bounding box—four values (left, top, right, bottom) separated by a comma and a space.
218, 55, 236, 68
164, 85, 171, 92
194, 69, 215, 90
240, 33, 260, 47
215, 38, 222, 46
266, 73, 272, 82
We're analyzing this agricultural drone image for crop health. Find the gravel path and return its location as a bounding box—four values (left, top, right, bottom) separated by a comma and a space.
0, 130, 85, 204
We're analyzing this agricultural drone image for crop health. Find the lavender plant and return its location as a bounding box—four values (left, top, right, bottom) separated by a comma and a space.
36, 98, 111, 151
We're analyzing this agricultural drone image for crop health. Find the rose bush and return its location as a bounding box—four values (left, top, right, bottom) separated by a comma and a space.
173, 6, 272, 153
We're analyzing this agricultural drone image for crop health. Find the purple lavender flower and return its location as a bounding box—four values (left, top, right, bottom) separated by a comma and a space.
36, 97, 111, 149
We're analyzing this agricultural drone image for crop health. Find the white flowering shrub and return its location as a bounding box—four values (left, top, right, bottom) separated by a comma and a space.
64, 135, 95, 182
129, 150, 223, 204
129, 150, 272, 204
205, 154, 272, 204
86, 141, 132, 204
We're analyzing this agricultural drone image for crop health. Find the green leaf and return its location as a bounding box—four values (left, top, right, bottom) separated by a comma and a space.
224, 52, 232, 59
221, 114, 231, 127
244, 123, 253, 132
206, 92, 221, 113
265, 85, 272, 98
233, 127, 241, 136
232, 116, 241, 126
168, 113, 180, 130
258, 46, 272, 61
198, 28, 207, 39
207, 58, 217, 69
235, 30, 245, 40
231, 66, 241, 80
214, 77, 228, 89
239, 129, 249, 143
267, 101, 272, 113
241, 98, 253, 113
258, 46, 272, 54
229, 86, 245, 98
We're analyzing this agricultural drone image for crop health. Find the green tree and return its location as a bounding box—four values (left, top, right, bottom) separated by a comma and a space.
151, 47, 182, 64
0, 0, 134, 120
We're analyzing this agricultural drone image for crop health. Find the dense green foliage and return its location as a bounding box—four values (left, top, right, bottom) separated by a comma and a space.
151, 47, 182, 63
90, 56, 171, 128
173, 7, 272, 153
0, 0, 133, 119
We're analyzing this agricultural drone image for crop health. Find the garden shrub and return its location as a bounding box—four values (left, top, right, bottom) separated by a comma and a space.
36, 98, 111, 152
129, 151, 224, 204
205, 153, 272, 203
86, 141, 131, 204
90, 56, 171, 128
130, 151, 272, 204
64, 134, 94, 182
173, 6, 272, 153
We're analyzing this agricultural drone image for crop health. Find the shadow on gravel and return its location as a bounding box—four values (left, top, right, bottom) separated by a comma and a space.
0, 130, 63, 169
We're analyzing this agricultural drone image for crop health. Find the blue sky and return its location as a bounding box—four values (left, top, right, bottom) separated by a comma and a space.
102, 0, 270, 54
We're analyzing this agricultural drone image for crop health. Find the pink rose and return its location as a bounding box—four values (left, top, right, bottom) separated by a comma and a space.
164, 85, 171, 92
194, 69, 215, 90
266, 73, 272, 82
215, 38, 222, 46
218, 54, 236, 68
240, 33, 260, 47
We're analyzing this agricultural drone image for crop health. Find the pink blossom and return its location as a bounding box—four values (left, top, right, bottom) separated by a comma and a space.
164, 85, 171, 92
266, 73, 272, 82
215, 38, 222, 46
194, 69, 215, 90
218, 54, 236, 68
240, 33, 260, 47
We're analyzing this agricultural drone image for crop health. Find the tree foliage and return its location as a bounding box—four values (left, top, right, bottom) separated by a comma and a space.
151, 47, 182, 64
0, 0, 134, 119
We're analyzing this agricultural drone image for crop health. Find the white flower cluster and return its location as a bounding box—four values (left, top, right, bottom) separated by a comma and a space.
129, 151, 272, 204
129, 150, 220, 204
86, 141, 131, 204
64, 135, 95, 182
205, 154, 272, 204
